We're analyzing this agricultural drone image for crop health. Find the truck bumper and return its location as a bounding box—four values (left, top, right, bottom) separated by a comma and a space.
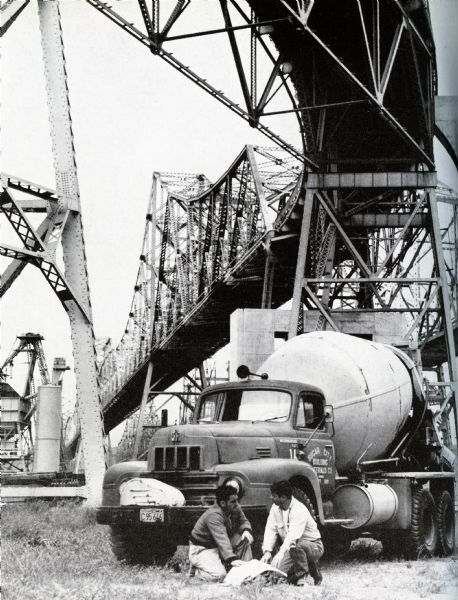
97, 504, 268, 544
97, 505, 207, 527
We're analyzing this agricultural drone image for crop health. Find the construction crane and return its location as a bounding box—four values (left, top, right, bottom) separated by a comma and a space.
0, 332, 50, 471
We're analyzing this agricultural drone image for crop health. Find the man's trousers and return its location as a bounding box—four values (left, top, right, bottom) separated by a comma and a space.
188, 533, 252, 582
271, 538, 324, 583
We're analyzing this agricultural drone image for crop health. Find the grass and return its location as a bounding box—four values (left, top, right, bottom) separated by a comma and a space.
1, 501, 457, 600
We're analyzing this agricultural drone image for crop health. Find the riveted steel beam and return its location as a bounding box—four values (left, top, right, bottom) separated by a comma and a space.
37, 0, 106, 506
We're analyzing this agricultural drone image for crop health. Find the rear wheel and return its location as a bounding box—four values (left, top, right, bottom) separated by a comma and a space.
436, 490, 455, 556
407, 489, 438, 558
110, 526, 176, 565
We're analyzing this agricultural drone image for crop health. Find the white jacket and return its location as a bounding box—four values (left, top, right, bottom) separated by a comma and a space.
262, 497, 320, 556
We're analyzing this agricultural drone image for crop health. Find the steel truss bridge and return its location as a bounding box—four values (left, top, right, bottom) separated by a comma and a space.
1, 0, 457, 504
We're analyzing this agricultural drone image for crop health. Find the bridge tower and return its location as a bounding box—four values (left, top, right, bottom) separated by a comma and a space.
1, 0, 106, 505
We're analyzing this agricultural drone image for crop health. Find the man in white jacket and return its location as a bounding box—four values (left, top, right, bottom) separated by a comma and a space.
260, 480, 324, 586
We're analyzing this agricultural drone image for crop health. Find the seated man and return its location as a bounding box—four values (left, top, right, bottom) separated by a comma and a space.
260, 480, 324, 586
189, 484, 254, 581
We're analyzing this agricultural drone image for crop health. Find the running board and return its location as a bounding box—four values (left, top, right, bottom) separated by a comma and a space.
323, 518, 354, 525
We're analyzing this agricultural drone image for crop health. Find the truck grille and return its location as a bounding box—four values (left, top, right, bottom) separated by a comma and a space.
151, 472, 219, 504
153, 446, 201, 471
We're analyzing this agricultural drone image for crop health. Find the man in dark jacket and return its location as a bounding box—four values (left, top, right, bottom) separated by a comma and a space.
189, 484, 254, 581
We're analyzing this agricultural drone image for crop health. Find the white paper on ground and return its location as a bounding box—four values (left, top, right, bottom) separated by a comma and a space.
223, 559, 287, 586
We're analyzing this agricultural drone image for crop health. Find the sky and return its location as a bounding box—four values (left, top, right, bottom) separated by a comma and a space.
2, 0, 457, 424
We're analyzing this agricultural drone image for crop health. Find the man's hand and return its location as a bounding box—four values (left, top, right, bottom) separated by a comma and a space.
271, 551, 284, 569
241, 530, 254, 544
260, 551, 272, 564
231, 559, 245, 568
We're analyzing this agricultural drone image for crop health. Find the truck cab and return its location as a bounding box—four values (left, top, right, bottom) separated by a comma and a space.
149, 380, 335, 504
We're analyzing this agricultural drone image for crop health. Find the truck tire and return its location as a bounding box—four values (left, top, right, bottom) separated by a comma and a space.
291, 485, 317, 521
110, 525, 176, 565
436, 490, 455, 556
291, 484, 338, 558
407, 489, 438, 558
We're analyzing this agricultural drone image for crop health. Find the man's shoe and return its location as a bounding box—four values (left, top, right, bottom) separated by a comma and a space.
295, 578, 306, 586
187, 565, 196, 578
310, 563, 323, 586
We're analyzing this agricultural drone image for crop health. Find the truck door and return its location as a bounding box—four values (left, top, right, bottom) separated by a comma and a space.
295, 392, 335, 497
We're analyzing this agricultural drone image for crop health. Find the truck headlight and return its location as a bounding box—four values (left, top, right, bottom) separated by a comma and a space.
223, 477, 244, 497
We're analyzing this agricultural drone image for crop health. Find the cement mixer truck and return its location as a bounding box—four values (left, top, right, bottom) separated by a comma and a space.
97, 331, 455, 563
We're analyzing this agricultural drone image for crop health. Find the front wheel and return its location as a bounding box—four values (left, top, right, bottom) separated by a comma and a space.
110, 526, 176, 565
436, 490, 455, 556
290, 485, 317, 521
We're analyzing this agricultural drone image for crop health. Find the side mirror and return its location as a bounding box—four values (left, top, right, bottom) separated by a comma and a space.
324, 405, 334, 423
236, 364, 268, 380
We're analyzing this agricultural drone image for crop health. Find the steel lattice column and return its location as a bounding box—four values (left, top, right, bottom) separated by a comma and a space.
37, 0, 106, 506
429, 190, 458, 434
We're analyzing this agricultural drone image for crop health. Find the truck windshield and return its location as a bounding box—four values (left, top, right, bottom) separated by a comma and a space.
198, 389, 291, 422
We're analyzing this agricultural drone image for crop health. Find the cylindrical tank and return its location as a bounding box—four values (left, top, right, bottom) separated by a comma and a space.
33, 385, 62, 472
259, 331, 413, 473
333, 483, 398, 529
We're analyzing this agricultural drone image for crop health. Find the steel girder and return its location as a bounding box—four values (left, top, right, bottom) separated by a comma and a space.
0, 0, 30, 37
0, 183, 95, 314
85, 0, 436, 169
1, 1, 107, 505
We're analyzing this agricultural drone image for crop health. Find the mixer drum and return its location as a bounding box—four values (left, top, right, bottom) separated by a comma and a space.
259, 331, 412, 474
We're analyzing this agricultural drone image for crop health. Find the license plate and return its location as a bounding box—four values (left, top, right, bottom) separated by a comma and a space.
140, 508, 164, 523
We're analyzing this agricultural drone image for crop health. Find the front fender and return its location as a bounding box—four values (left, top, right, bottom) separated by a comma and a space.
100, 461, 149, 507
214, 458, 325, 523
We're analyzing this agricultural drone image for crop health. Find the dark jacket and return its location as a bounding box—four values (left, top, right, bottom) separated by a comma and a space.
190, 503, 252, 562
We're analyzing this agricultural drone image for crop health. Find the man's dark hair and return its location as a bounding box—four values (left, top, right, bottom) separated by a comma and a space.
215, 484, 238, 505
270, 480, 293, 499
